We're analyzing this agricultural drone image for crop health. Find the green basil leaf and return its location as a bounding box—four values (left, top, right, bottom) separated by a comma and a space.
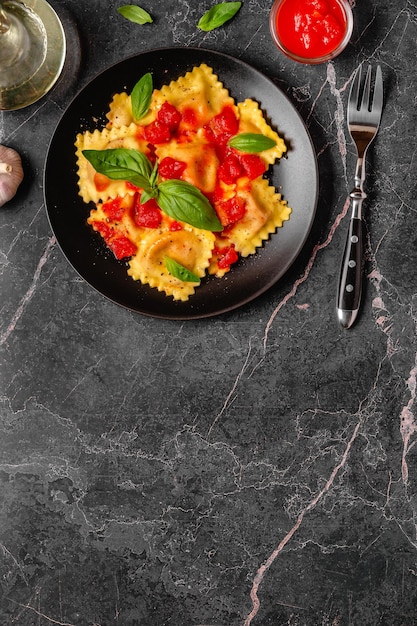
164, 256, 201, 284
197, 1, 242, 31
149, 161, 159, 187
117, 5, 153, 25
131, 72, 153, 121
228, 133, 276, 153
157, 180, 223, 232
140, 187, 158, 204
82, 148, 153, 188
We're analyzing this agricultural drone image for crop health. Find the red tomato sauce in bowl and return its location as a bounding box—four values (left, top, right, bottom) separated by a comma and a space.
270, 0, 353, 64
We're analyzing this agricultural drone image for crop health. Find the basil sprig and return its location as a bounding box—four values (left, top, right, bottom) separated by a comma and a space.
197, 1, 242, 31
164, 256, 201, 283
117, 5, 153, 25
82, 148, 153, 189
82, 148, 223, 232
131, 73, 153, 121
228, 133, 276, 153
158, 179, 222, 232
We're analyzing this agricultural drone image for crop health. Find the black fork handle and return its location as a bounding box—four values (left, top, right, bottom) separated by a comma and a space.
337, 189, 365, 329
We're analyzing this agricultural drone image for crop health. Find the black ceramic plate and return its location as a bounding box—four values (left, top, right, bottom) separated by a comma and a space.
44, 47, 318, 319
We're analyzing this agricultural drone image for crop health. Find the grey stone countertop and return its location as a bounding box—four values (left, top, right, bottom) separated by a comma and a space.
2, 1, 417, 624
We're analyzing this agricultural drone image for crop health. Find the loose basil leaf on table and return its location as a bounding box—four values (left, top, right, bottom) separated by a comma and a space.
228, 133, 277, 153
164, 256, 201, 284
82, 148, 153, 189
197, 1, 242, 31
158, 180, 223, 232
117, 5, 153, 25
131, 72, 153, 121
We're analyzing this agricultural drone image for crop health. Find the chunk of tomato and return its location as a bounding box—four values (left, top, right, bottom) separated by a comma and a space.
134, 196, 162, 228
204, 106, 239, 145
157, 102, 182, 131
108, 236, 137, 260
216, 244, 239, 269
238, 154, 266, 180
181, 107, 197, 127
169, 220, 183, 232
216, 197, 246, 227
102, 197, 124, 221
159, 156, 187, 180
217, 152, 243, 185
144, 120, 171, 144
91, 220, 112, 241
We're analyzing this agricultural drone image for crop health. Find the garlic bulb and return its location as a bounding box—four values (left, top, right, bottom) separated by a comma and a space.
0, 144, 24, 207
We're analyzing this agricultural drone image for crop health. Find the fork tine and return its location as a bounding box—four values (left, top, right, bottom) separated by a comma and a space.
373, 65, 383, 118
360, 66, 372, 112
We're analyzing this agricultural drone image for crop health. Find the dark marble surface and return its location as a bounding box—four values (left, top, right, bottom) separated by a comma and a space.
2, 1, 417, 624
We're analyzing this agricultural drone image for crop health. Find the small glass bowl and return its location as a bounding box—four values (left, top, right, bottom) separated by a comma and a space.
269, 0, 353, 65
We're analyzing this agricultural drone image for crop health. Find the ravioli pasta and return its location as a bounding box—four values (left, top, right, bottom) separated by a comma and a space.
75, 64, 291, 301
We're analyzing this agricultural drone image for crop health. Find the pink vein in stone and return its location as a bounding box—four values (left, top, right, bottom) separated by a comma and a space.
326, 63, 348, 178
401, 367, 417, 484
368, 269, 416, 484
0, 236, 56, 347
369, 270, 397, 355
243, 417, 362, 625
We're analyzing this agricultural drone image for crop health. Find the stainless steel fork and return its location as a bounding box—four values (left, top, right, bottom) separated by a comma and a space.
336, 64, 383, 329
